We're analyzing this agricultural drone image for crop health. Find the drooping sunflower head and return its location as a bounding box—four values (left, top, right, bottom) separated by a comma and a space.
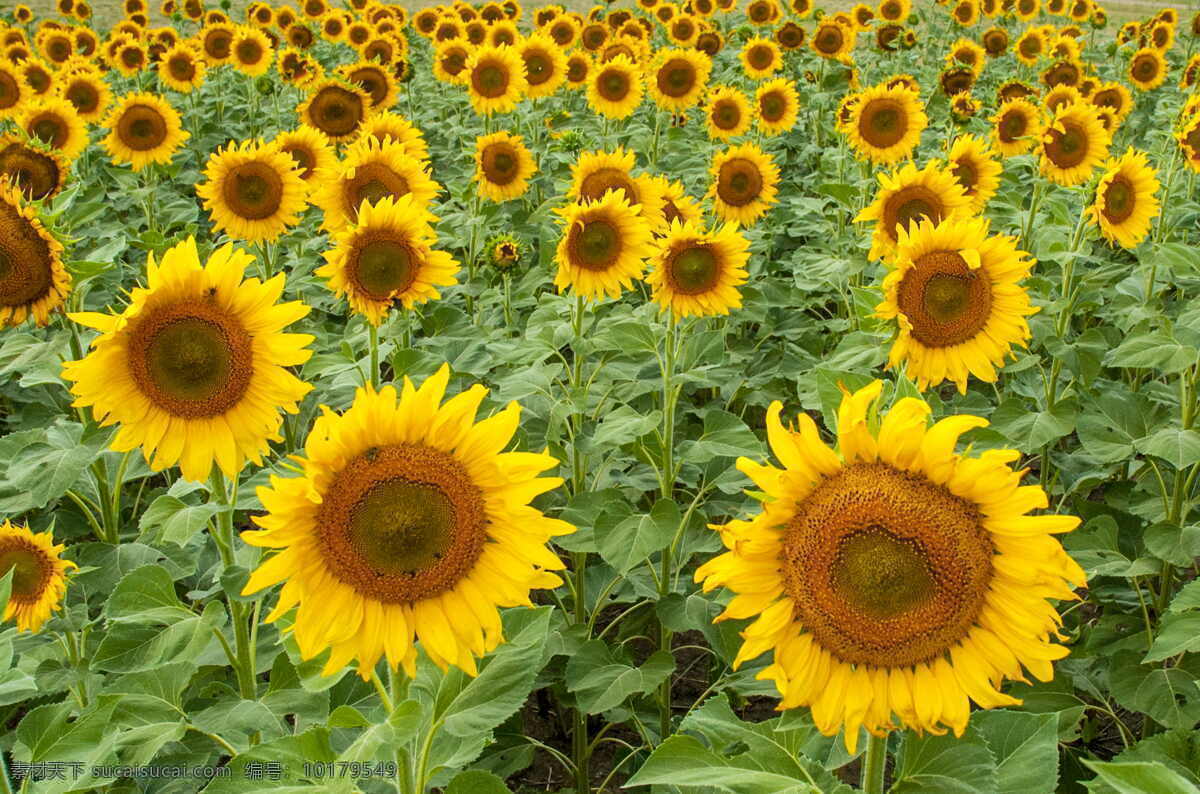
18, 97, 88, 162
553, 189, 655, 301
196, 139, 309, 242
854, 160, 972, 262
316, 194, 458, 325
0, 183, 69, 328
741, 36, 784, 78
947, 134, 1002, 213
474, 130, 538, 203
0, 521, 76, 634
649, 48, 712, 112
991, 97, 1044, 157
707, 142, 780, 227
465, 44, 528, 116
1039, 102, 1109, 186
62, 237, 314, 482
102, 92, 189, 172
1128, 46, 1166, 90
646, 218, 750, 319
696, 379, 1084, 751
297, 78, 371, 143
847, 84, 928, 165
272, 124, 337, 195
1084, 147, 1160, 249
705, 84, 752, 140
314, 136, 441, 235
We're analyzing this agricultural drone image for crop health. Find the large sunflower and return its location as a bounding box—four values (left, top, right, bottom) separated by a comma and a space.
297, 79, 371, 143
196, 140, 308, 243
991, 98, 1044, 157
0, 184, 69, 328
240, 365, 573, 678
646, 219, 749, 319
57, 70, 112, 124
568, 147, 666, 229
947, 134, 1002, 213
587, 54, 644, 120
1128, 47, 1166, 91
1084, 148, 1159, 249
313, 137, 440, 234
855, 160, 972, 262
1039, 103, 1109, 186
273, 125, 337, 197
18, 97, 88, 162
554, 190, 655, 301
756, 78, 800, 136
877, 216, 1036, 392
0, 521, 76, 633
465, 44, 527, 116
62, 238, 313, 482
474, 131, 537, 202
102, 92, 189, 172
708, 143, 780, 226
649, 48, 711, 112
317, 194, 458, 325
0, 136, 68, 202
846, 84, 927, 165
695, 380, 1084, 752
705, 85, 753, 140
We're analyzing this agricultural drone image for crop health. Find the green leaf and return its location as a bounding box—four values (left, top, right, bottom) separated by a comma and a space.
1109, 651, 1200, 729
591, 404, 662, 449
890, 728, 998, 794
1143, 524, 1200, 567
1136, 429, 1200, 469
201, 727, 340, 793
1105, 730, 1200, 790
680, 408, 764, 462
1144, 614, 1200, 662
1083, 761, 1200, 794
625, 735, 818, 793
595, 498, 680, 576
1103, 330, 1197, 374
104, 564, 192, 623
447, 770, 512, 794
1169, 580, 1200, 613
137, 495, 222, 546
93, 600, 225, 673
0, 568, 12, 628
1062, 516, 1159, 578
566, 640, 675, 715
990, 398, 1078, 451
972, 710, 1059, 794
6, 420, 111, 510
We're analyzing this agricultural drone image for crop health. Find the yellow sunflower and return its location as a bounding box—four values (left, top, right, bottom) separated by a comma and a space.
1089, 81, 1131, 122
1043, 84, 1084, 114
1084, 148, 1160, 249
0, 64, 26, 121
982, 26, 1009, 56
1039, 103, 1109, 186
878, 0, 910, 20
554, 190, 655, 301
0, 135, 68, 202
877, 216, 1036, 392
240, 365, 573, 679
655, 176, 705, 230
231, 25, 274, 77
755, 78, 800, 136
567, 147, 666, 229
646, 219, 749, 319
56, 70, 112, 124
587, 54, 644, 120
812, 18, 855, 59
18, 96, 88, 162
1128, 47, 1166, 90
1015, 0, 1040, 20
1014, 27, 1046, 64
200, 23, 236, 66
649, 48, 711, 112
0, 522, 76, 633
433, 41, 475, 85
855, 160, 972, 262
947, 38, 986, 74
518, 32, 568, 100
316, 194, 458, 325
338, 60, 400, 111
314, 137, 441, 234
465, 44, 527, 115
741, 36, 783, 78
0, 184, 69, 328
991, 98, 1044, 157
474, 131, 537, 203
297, 79, 372, 143
62, 237, 313, 482
707, 142, 780, 226
1178, 116, 1200, 173
355, 114, 430, 163
196, 140, 309, 243
947, 134, 1002, 213
952, 0, 980, 25
101, 92, 189, 172
273, 124, 337, 196
566, 52, 594, 89
705, 85, 753, 140
695, 379, 1084, 752
846, 84, 928, 165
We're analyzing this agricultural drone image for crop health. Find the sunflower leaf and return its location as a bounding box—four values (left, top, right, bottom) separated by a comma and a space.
1082, 761, 1200, 794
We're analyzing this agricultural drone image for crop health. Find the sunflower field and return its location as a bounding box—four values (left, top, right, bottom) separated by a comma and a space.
3, 0, 1200, 790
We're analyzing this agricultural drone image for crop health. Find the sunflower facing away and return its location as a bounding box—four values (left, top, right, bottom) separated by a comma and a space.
1039, 103, 1109, 186
314, 137, 441, 234
465, 44, 528, 116
197, 140, 308, 243
991, 98, 1044, 157
646, 219, 750, 319
554, 190, 655, 301
846, 84, 928, 165
0, 184, 69, 328
855, 160, 972, 262
297, 79, 371, 143
877, 216, 1037, 392
705, 85, 753, 140
1084, 148, 1160, 249
707, 142, 780, 226
240, 365, 574, 678
102, 92, 189, 172
696, 380, 1084, 752
62, 238, 313, 482
474, 131, 538, 202
0, 521, 76, 633
947, 134, 1003, 213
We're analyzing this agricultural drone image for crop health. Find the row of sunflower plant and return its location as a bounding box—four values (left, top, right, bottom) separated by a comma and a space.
0, 0, 1198, 791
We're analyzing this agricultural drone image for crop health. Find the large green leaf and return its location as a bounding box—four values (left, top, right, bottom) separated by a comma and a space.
565, 640, 674, 715
972, 710, 1059, 794
1083, 761, 1200, 794
594, 498, 680, 575
625, 735, 818, 793
1108, 651, 1200, 729
890, 728, 998, 794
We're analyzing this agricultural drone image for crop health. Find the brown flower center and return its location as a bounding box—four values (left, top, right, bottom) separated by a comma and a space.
897, 251, 993, 347
716, 157, 763, 207
116, 104, 168, 151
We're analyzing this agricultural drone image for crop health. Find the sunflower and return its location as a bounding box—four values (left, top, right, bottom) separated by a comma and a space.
464, 44, 527, 116
0, 183, 69, 327
356, 114, 431, 163
101, 92, 188, 172
566, 52, 593, 89
56, 70, 111, 124
155, 43, 204, 92
1090, 81, 1132, 122
982, 26, 1009, 55
947, 39, 986, 74
36, 30, 74, 65
471, 130, 537, 203
1014, 27, 1045, 64
1014, 0, 1039, 20
200, 24, 235, 65
877, 0, 910, 21
846, 84, 927, 166
1043, 84, 1084, 115
0, 522, 76, 634
516, 33, 567, 101
240, 365, 572, 679
1084, 148, 1159, 249
952, 0, 979, 25
62, 238, 313, 482
741, 36, 783, 78
991, 98, 1044, 157
1180, 117, 1200, 173
947, 135, 1002, 213
273, 124, 337, 196
18, 97, 88, 162
1148, 20, 1173, 50
298, 79, 371, 142
648, 48, 711, 112
705, 85, 752, 140
197, 140, 308, 243
855, 160, 972, 262
554, 190, 654, 301
586, 54, 643, 120
0, 64, 25, 121
567, 147, 666, 229
646, 219, 749, 319
0, 136, 67, 202
112, 41, 148, 78
1039, 103, 1109, 186
336, 61, 398, 112
1128, 47, 1166, 90
695, 379, 1084, 751
755, 78, 799, 136
316, 194, 457, 325
707, 142, 780, 226
433, 42, 474, 85
655, 176, 705, 230
939, 67, 976, 97
547, 16, 581, 48
229, 25, 273, 77
668, 15, 701, 46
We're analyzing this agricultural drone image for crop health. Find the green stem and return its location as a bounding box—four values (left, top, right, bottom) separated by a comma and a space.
568, 292, 591, 793
1021, 178, 1046, 253
370, 669, 394, 713
861, 733, 888, 794
368, 323, 380, 390
656, 315, 680, 741
210, 470, 257, 701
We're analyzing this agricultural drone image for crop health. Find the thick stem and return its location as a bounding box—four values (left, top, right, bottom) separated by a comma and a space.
1021, 178, 1046, 253
568, 293, 591, 792
657, 316, 679, 741
861, 733, 888, 794
210, 471, 257, 701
